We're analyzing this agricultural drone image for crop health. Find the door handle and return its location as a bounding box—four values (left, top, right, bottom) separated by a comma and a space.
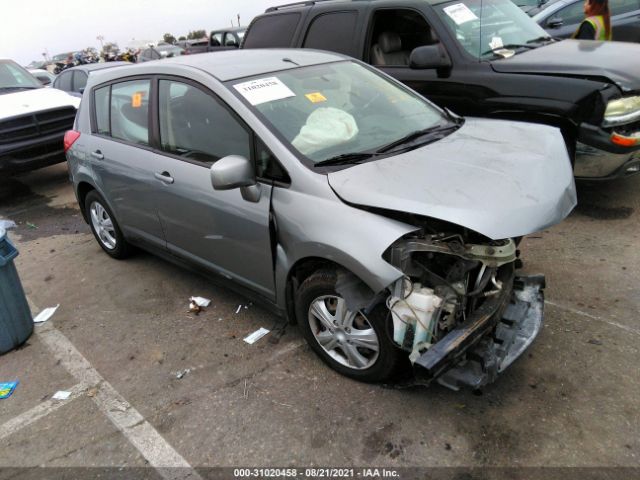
90, 150, 104, 160
154, 171, 174, 184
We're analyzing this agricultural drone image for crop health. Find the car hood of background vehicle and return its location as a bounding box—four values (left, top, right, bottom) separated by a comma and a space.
327, 118, 577, 240
0, 88, 80, 119
490, 40, 640, 92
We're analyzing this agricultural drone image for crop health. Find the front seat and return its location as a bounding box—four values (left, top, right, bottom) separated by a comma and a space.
371, 32, 410, 66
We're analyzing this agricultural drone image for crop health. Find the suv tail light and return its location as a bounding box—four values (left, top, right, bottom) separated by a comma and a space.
64, 130, 81, 153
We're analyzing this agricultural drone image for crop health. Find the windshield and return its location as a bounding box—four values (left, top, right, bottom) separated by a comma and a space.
436, 0, 550, 60
229, 61, 449, 164
0, 61, 42, 90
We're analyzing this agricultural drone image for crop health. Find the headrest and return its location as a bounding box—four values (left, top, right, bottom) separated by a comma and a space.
378, 32, 402, 54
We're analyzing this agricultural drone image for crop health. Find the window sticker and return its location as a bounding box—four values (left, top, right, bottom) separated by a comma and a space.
305, 92, 327, 103
132, 92, 143, 108
234, 77, 295, 106
443, 3, 479, 25
489, 36, 504, 50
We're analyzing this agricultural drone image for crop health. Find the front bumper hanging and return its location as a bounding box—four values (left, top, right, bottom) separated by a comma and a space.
413, 275, 545, 391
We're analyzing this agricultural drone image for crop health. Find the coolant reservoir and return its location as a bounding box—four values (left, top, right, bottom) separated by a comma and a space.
391, 284, 443, 349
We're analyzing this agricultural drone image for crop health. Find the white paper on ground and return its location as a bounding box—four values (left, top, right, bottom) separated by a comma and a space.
190, 296, 211, 307
443, 3, 478, 25
234, 77, 295, 106
243, 327, 270, 345
33, 305, 59, 324
52, 390, 71, 400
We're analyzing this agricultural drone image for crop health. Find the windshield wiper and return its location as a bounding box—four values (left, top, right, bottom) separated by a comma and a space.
0, 86, 38, 92
313, 152, 377, 168
481, 44, 538, 56
526, 35, 554, 44
376, 123, 459, 153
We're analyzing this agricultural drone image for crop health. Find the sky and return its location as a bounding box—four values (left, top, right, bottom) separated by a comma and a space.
1, 0, 275, 65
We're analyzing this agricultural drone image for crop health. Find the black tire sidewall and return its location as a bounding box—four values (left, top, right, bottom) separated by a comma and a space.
296, 270, 403, 383
85, 191, 130, 259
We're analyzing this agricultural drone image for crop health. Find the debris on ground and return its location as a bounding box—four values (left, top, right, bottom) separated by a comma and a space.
235, 305, 242, 314
243, 327, 270, 345
188, 296, 211, 315
87, 387, 98, 397
0, 381, 19, 399
52, 390, 71, 400
33, 304, 59, 324
243, 379, 249, 399
26, 222, 38, 229
175, 369, 192, 379
0, 219, 16, 230
588, 339, 604, 346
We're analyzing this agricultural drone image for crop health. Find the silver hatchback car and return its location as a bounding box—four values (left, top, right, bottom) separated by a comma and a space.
65, 50, 576, 389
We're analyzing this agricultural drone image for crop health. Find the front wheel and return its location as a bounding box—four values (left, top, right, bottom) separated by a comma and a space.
295, 270, 405, 382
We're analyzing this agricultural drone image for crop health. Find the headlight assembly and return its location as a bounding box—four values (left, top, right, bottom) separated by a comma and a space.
603, 96, 640, 127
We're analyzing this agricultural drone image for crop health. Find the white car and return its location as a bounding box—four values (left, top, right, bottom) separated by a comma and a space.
28, 68, 57, 86
1, 59, 80, 174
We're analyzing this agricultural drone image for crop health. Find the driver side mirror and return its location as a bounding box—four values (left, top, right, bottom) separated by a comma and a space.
409, 45, 452, 70
210, 155, 261, 202
547, 17, 564, 28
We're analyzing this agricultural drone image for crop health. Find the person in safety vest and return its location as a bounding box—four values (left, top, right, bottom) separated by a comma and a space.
572, 0, 612, 40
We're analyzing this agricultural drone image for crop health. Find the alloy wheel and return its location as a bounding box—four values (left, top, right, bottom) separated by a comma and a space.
90, 201, 117, 250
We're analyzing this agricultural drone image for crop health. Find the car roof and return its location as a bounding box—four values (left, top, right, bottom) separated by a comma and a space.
211, 26, 247, 32
66, 62, 131, 73
88, 49, 348, 83
265, 0, 452, 12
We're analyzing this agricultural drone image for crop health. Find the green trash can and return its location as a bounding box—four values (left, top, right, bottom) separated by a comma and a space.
0, 227, 33, 354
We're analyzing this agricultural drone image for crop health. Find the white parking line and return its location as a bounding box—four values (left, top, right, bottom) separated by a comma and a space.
546, 300, 640, 336
0, 382, 89, 441
36, 323, 202, 480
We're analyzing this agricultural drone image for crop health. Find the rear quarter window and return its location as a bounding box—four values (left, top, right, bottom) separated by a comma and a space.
303, 11, 359, 56
243, 13, 301, 48
94, 86, 110, 135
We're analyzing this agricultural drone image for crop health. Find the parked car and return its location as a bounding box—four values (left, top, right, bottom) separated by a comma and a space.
242, 0, 640, 180
52, 62, 130, 97
178, 28, 247, 55
137, 45, 185, 62
0, 59, 79, 174
528, 0, 640, 42
65, 50, 576, 389
28, 68, 57, 86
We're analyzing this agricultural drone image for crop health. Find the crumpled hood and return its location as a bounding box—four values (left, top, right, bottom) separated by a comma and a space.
327, 118, 577, 240
491, 40, 640, 92
0, 88, 80, 119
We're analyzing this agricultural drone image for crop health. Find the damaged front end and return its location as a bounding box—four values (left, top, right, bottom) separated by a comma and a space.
384, 229, 544, 390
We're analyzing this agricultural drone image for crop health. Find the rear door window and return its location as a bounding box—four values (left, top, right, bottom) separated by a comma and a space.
303, 11, 359, 56
94, 85, 110, 135
73, 71, 88, 92
243, 13, 301, 48
158, 80, 250, 164
55, 71, 73, 91
110, 80, 151, 146
610, 0, 640, 15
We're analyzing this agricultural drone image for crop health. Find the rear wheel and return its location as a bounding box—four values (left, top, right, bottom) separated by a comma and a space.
85, 191, 132, 259
296, 269, 404, 382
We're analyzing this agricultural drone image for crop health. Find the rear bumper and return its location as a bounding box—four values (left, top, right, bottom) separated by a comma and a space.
0, 131, 66, 174
413, 275, 545, 390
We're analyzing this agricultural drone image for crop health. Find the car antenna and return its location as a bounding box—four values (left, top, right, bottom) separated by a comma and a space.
282, 57, 300, 66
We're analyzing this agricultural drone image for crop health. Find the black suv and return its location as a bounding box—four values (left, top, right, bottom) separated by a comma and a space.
243, 0, 640, 180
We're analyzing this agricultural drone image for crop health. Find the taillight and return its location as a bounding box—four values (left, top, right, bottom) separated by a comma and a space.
64, 130, 81, 153
611, 132, 639, 147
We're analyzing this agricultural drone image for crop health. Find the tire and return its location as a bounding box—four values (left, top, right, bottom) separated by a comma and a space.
85, 191, 132, 259
295, 269, 405, 383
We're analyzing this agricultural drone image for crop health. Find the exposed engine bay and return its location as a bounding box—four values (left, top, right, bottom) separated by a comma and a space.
383, 225, 545, 390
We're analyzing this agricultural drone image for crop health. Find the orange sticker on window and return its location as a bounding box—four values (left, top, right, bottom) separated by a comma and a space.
305, 92, 327, 103
132, 92, 143, 108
